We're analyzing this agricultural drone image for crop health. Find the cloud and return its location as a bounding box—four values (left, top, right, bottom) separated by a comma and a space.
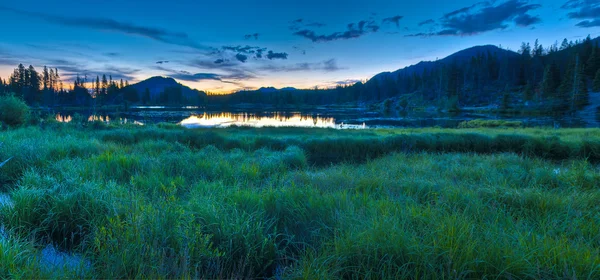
259, 59, 344, 72
156, 60, 169, 64
104, 52, 120, 57
221, 45, 266, 55
0, 6, 209, 50
306, 22, 326, 27
244, 33, 260, 40
335, 79, 361, 85
514, 14, 541, 26
408, 0, 541, 37
418, 19, 435, 26
443, 1, 491, 18
382, 15, 403, 27
235, 53, 248, 63
170, 71, 222, 82
214, 59, 226, 64
266, 51, 288, 60
56, 63, 140, 82
561, 0, 600, 28
218, 45, 288, 61
576, 19, 600, 27
293, 19, 380, 42
289, 18, 328, 31
185, 59, 257, 81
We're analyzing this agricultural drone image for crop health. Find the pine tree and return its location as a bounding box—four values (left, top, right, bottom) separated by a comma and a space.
593, 69, 600, 92
572, 55, 588, 109
587, 43, 600, 77
42, 66, 49, 90
541, 63, 561, 99
560, 38, 570, 50
101, 74, 108, 96
143, 88, 151, 104
523, 82, 534, 101
95, 76, 100, 98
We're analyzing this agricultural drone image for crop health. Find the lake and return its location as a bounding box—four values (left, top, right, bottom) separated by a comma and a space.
48, 106, 597, 129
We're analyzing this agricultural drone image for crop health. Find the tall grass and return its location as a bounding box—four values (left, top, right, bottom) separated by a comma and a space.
0, 123, 599, 278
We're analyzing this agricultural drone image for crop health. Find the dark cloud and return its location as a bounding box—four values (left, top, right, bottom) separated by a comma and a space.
418, 19, 435, 26
104, 52, 119, 57
154, 65, 249, 86
382, 15, 403, 27
576, 19, 600, 27
170, 71, 222, 82
514, 14, 541, 26
219, 45, 288, 61
185, 59, 257, 81
244, 33, 260, 40
266, 51, 288, 60
155, 60, 169, 64
408, 0, 541, 37
259, 59, 344, 72
561, 0, 600, 28
289, 18, 328, 31
443, 1, 491, 18
293, 19, 380, 42
0, 6, 208, 50
214, 59, 226, 64
306, 22, 326, 27
222, 45, 266, 55
235, 53, 248, 63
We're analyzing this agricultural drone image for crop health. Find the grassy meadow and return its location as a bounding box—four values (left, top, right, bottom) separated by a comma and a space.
1, 119, 600, 278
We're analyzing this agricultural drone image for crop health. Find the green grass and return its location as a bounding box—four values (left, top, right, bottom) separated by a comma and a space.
458, 119, 523, 128
0, 123, 599, 278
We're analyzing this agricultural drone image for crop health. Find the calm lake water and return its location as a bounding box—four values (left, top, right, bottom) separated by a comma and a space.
49, 106, 597, 129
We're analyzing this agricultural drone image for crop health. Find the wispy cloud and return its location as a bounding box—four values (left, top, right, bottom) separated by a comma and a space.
244, 33, 260, 40
293, 19, 380, 42
259, 59, 344, 72
382, 15, 403, 27
408, 0, 541, 37
561, 0, 600, 28
0, 5, 209, 50
418, 19, 435, 26
335, 79, 361, 85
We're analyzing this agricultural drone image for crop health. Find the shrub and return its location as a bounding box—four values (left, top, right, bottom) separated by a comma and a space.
0, 95, 30, 128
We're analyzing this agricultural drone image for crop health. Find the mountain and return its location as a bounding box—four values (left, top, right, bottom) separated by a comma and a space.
129, 76, 206, 102
257, 87, 297, 93
370, 45, 519, 83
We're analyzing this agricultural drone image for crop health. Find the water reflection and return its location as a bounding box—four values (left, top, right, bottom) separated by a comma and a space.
55, 113, 143, 125
179, 112, 367, 129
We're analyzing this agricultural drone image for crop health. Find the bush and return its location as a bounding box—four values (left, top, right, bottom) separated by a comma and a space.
0, 95, 30, 128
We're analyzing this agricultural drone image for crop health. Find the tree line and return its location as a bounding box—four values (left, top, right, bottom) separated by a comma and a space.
0, 64, 138, 107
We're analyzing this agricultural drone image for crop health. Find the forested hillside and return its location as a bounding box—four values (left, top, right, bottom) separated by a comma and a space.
209, 36, 600, 112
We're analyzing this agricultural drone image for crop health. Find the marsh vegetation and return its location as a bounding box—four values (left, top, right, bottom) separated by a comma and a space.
1, 110, 599, 278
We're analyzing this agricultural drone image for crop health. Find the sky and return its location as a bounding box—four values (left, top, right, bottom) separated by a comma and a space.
0, 0, 599, 93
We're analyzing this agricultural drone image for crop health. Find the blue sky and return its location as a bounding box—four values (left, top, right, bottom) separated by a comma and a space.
0, 0, 598, 93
